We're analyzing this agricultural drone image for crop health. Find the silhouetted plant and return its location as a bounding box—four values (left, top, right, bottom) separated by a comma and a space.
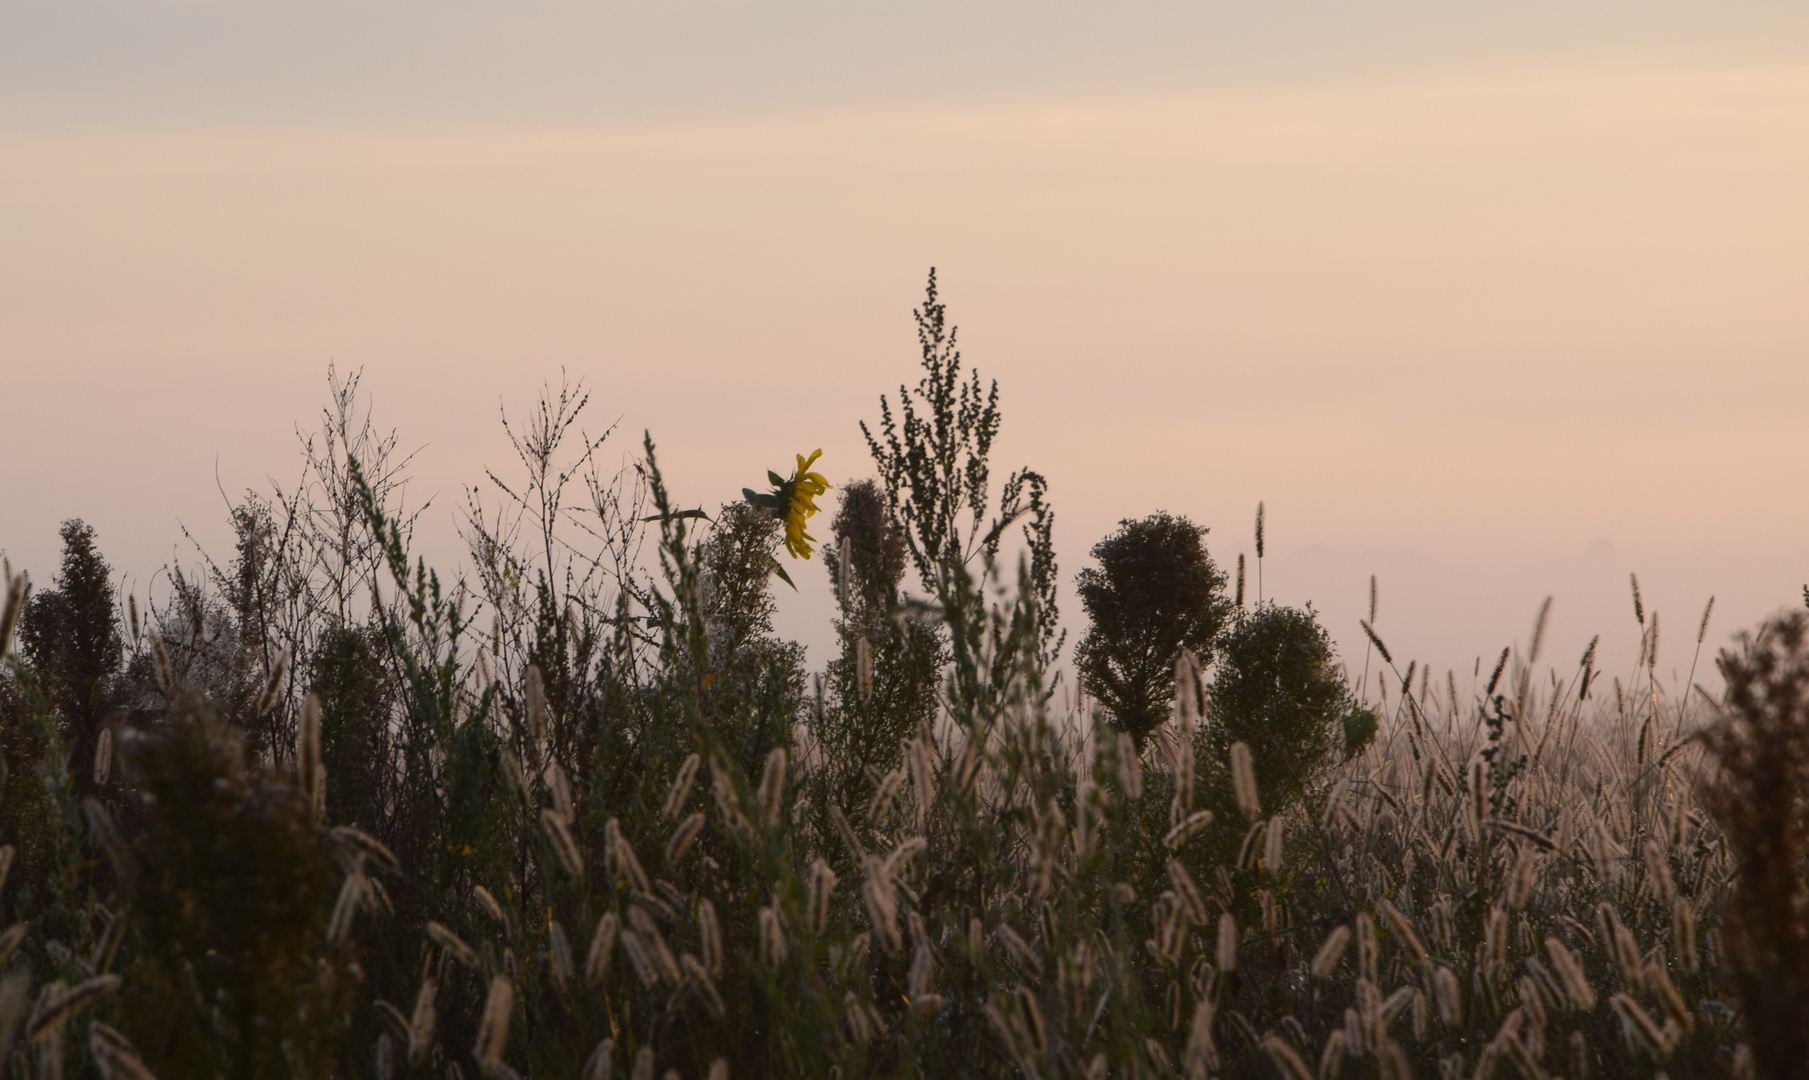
1074, 512, 1229, 744
1200, 603, 1351, 817
862, 269, 1061, 668
19, 521, 123, 801
1701, 610, 1809, 1080
115, 700, 355, 1079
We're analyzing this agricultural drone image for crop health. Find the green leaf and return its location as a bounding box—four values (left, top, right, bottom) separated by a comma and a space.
771, 562, 797, 591
641, 508, 713, 523
1342, 707, 1379, 759
768, 470, 786, 487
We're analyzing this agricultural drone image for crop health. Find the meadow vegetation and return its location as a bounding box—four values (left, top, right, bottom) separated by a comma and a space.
1, 273, 1805, 1079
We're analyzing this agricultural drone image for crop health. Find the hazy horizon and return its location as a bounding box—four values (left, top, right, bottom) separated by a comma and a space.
6, 2, 1806, 696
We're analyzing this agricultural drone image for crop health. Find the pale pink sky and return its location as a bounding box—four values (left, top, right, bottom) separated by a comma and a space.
4, 3, 1807, 693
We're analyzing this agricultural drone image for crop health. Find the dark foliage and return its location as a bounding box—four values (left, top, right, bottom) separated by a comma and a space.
1702, 610, 1809, 1080
1200, 603, 1351, 817
1074, 512, 1229, 743
19, 521, 123, 800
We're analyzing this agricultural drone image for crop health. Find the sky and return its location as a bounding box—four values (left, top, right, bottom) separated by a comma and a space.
4, 2, 1807, 699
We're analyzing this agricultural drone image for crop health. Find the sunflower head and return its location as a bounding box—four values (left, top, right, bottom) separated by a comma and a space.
742, 449, 830, 561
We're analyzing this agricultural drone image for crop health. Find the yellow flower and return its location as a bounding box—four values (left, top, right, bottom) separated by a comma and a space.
783, 450, 830, 559
743, 450, 830, 563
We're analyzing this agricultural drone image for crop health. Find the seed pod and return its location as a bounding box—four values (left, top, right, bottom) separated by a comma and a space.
1166, 860, 1207, 925
1544, 937, 1595, 1010
1259, 1034, 1313, 1080
473, 886, 506, 924
549, 921, 575, 991
1230, 743, 1260, 818
698, 899, 722, 976
665, 814, 706, 866
758, 906, 786, 969
542, 810, 585, 878
586, 911, 619, 984
90, 1021, 156, 1080
756, 749, 786, 827
1378, 901, 1427, 965
406, 976, 438, 1066
1311, 925, 1351, 977
663, 754, 701, 819
582, 1039, 615, 1080
426, 921, 481, 971
807, 859, 836, 936
28, 974, 122, 1040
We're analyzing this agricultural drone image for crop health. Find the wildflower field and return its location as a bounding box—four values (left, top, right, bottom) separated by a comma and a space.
2, 275, 1805, 1080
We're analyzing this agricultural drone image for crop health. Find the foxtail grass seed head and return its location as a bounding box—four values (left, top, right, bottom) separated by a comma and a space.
542, 810, 585, 878
603, 818, 649, 892
632, 1047, 655, 1080
526, 664, 547, 743
808, 859, 836, 935
1311, 925, 1351, 977
1507, 846, 1539, 910
0, 968, 28, 1063
407, 977, 438, 1066
1356, 911, 1378, 983
545, 760, 574, 824
1216, 912, 1238, 972
1671, 897, 1697, 972
1167, 859, 1207, 925
27, 974, 122, 1040
1429, 964, 1462, 1026
426, 921, 481, 971
757, 748, 786, 827
93, 728, 112, 788
254, 649, 289, 717
1175, 648, 1202, 727
89, 1021, 155, 1080
1529, 596, 1553, 667
1379, 901, 1427, 965
0, 846, 13, 903
473, 885, 506, 924
1230, 742, 1259, 818
299, 692, 324, 821
909, 736, 934, 827
549, 920, 574, 990
1163, 809, 1213, 850
1643, 841, 1676, 905
1629, 571, 1645, 625
663, 811, 703, 866
1263, 817, 1283, 872
1369, 574, 1378, 624
1259, 1034, 1312, 1080
1236, 554, 1246, 607
856, 635, 873, 701
582, 1040, 615, 1080
328, 870, 369, 945
699, 898, 722, 976
1254, 501, 1265, 559
663, 754, 701, 819
473, 975, 514, 1071
1118, 732, 1143, 800
758, 906, 786, 969
908, 943, 933, 998
1182, 999, 1218, 1080
1173, 735, 1197, 811
1486, 648, 1510, 697
585, 911, 619, 985
1360, 620, 1392, 666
